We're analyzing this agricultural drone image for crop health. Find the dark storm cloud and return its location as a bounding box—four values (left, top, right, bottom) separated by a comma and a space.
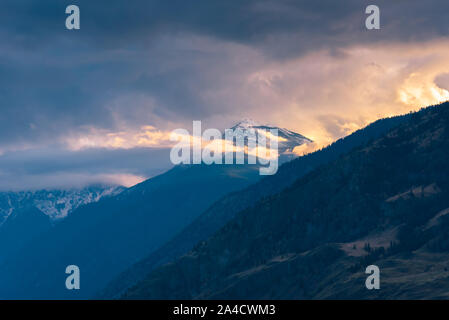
3, 1, 449, 50
0, 0, 448, 189
1, 0, 448, 146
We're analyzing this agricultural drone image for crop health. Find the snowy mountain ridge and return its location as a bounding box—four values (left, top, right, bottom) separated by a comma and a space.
230, 119, 313, 154
0, 185, 124, 225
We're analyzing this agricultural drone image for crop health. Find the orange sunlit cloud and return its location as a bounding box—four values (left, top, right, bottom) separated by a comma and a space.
65, 126, 174, 151
67, 126, 287, 161
64, 38, 449, 157
239, 38, 449, 152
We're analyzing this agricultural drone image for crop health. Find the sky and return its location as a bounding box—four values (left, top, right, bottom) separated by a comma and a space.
1, 0, 449, 190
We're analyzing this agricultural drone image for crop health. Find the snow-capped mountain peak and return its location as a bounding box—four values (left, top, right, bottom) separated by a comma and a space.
233, 118, 261, 129
229, 119, 313, 155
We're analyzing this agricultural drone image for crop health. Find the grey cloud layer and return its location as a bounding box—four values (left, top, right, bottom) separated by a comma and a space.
2, 0, 448, 146
0, 147, 172, 190
0, 0, 448, 189
4, 1, 449, 49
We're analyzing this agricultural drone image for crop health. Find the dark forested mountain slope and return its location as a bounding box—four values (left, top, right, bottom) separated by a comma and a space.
100, 113, 409, 298
123, 102, 449, 299
0, 164, 261, 299
0, 120, 312, 299
0, 207, 51, 261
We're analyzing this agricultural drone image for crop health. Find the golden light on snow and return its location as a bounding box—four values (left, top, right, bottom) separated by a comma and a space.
64, 39, 449, 157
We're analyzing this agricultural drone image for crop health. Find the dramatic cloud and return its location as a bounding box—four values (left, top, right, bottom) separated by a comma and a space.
0, 0, 448, 189
226, 39, 449, 147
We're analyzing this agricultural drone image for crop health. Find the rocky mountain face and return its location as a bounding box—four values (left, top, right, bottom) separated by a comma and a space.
230, 119, 313, 154
0, 186, 124, 225
122, 102, 449, 300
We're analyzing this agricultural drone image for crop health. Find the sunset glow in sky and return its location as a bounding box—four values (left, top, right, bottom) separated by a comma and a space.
1, 0, 449, 190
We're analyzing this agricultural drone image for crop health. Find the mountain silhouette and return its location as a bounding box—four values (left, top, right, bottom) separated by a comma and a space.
121, 102, 449, 299
100, 113, 409, 298
0, 121, 308, 299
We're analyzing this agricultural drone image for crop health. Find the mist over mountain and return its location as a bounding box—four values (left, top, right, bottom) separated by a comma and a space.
100, 113, 409, 298
0, 121, 309, 299
2, 0, 449, 305
122, 103, 449, 299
